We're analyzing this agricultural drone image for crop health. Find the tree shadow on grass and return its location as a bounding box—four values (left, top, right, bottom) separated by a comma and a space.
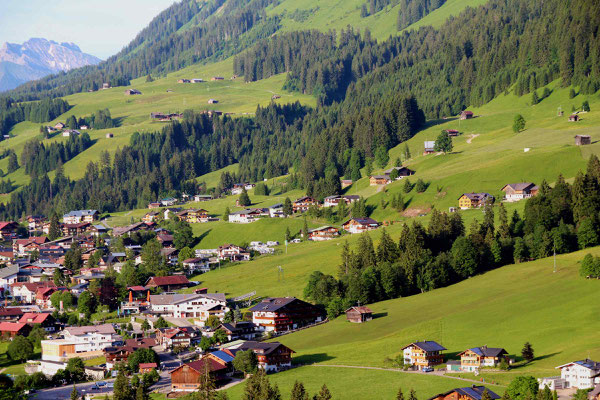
509, 352, 561, 369
193, 228, 212, 247
293, 353, 335, 365
372, 312, 388, 319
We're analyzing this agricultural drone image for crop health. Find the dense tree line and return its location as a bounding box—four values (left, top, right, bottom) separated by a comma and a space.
306, 156, 600, 318
0, 97, 70, 137
237, 0, 600, 117
1, 0, 280, 102
20, 133, 92, 176
396, 0, 446, 31
361, 0, 398, 17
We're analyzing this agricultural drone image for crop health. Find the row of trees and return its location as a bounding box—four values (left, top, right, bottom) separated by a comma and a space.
20, 134, 92, 176
0, 97, 70, 137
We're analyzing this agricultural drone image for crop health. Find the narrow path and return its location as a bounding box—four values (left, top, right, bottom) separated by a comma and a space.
307, 364, 507, 387
466, 134, 480, 144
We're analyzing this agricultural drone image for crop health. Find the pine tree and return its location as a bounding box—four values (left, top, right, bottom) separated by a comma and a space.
513, 114, 526, 133
48, 213, 62, 241
313, 384, 332, 400
403, 143, 411, 161
408, 389, 418, 400
397, 388, 405, 400
239, 188, 251, 207
283, 197, 293, 216
113, 370, 132, 400
7, 152, 18, 173
403, 179, 413, 193
70, 385, 79, 400
498, 203, 510, 239
521, 342, 534, 362
377, 229, 398, 263
290, 381, 309, 400
531, 90, 539, 105
223, 206, 231, 221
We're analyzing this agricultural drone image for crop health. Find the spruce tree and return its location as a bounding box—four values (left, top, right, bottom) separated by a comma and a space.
313, 384, 332, 400
49, 212, 61, 241
113, 370, 132, 400
397, 388, 405, 400
513, 114, 526, 132
239, 188, 251, 207
521, 342, 534, 362
223, 206, 231, 221
70, 386, 79, 400
283, 197, 293, 215
408, 389, 418, 400
290, 381, 309, 400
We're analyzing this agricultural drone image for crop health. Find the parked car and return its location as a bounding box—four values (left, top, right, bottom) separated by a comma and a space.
422, 367, 434, 372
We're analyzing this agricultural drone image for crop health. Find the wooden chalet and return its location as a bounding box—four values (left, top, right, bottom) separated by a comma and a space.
460, 110, 474, 120
569, 114, 580, 122
61, 222, 91, 236
19, 312, 58, 332
170, 358, 229, 392
307, 226, 340, 241
139, 363, 157, 373
446, 129, 460, 137
458, 193, 494, 209
402, 341, 446, 370
575, 134, 591, 145
345, 306, 373, 323
218, 321, 257, 341
458, 346, 508, 371
292, 196, 319, 213
0, 322, 32, 338
428, 386, 500, 400
236, 341, 294, 372
249, 297, 324, 333
424, 140, 436, 155
145, 275, 191, 291
0, 221, 19, 240
342, 218, 379, 234
370, 175, 392, 185
501, 183, 538, 202
0, 307, 24, 321
341, 179, 353, 188
124, 89, 142, 95
384, 166, 415, 179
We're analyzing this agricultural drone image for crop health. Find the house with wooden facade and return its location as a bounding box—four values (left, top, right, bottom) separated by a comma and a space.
236, 341, 295, 372
460, 110, 474, 120
145, 275, 191, 291
249, 297, 324, 333
156, 326, 202, 350
342, 218, 380, 234
370, 175, 392, 185
170, 358, 229, 392
0, 321, 32, 338
307, 226, 340, 241
575, 134, 591, 145
217, 244, 250, 262
323, 195, 360, 207
458, 193, 494, 209
0, 221, 20, 240
62, 210, 99, 224
501, 183, 538, 202
458, 346, 509, 372
402, 341, 446, 370
218, 321, 257, 341
292, 196, 320, 213
428, 386, 500, 400
424, 141, 436, 155
384, 166, 416, 179
345, 306, 373, 323
19, 312, 58, 332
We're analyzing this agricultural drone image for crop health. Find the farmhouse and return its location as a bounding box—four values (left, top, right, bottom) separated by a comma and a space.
460, 110, 474, 120
345, 306, 373, 323
370, 175, 392, 185
145, 275, 191, 291
170, 358, 229, 392
228, 208, 261, 223
458, 193, 494, 209
501, 183, 538, 202
424, 141, 436, 155
0, 322, 32, 338
54, 122, 65, 130
62, 129, 80, 137
575, 135, 591, 145
249, 297, 324, 333
293, 196, 319, 213
384, 166, 415, 178
569, 114, 580, 122
0, 221, 20, 239
236, 341, 295, 372
194, 194, 213, 202
341, 179, 353, 188
217, 244, 250, 262
342, 217, 379, 234
540, 360, 600, 390
428, 386, 500, 400
446, 129, 460, 136
458, 346, 509, 371
323, 195, 360, 207
157, 326, 202, 350
218, 321, 257, 341
402, 341, 446, 370
124, 89, 142, 95
307, 226, 340, 241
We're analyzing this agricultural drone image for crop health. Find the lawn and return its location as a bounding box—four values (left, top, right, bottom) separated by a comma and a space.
0, 341, 41, 377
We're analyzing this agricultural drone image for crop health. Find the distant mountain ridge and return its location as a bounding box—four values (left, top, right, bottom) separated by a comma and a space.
0, 38, 101, 92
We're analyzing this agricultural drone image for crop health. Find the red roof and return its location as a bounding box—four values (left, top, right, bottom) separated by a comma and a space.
0, 322, 29, 332
138, 363, 157, 369
0, 222, 18, 231
19, 313, 52, 324
15, 237, 48, 246
0, 252, 13, 259
11, 282, 56, 292
146, 275, 190, 287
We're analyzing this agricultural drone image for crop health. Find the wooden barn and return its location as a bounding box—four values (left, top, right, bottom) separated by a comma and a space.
575, 134, 591, 145
345, 306, 373, 323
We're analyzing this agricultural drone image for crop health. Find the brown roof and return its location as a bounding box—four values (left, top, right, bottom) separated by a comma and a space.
146, 275, 190, 287
346, 306, 372, 314
171, 358, 227, 375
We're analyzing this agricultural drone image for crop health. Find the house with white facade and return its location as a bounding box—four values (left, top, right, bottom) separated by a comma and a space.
41, 324, 120, 361
539, 360, 600, 390
149, 293, 228, 321
0, 265, 19, 291
228, 209, 262, 223
62, 209, 99, 224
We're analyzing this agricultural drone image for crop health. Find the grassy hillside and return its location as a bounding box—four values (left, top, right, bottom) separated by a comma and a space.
216, 246, 600, 399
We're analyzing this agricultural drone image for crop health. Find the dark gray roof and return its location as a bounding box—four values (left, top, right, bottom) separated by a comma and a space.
237, 341, 291, 355
0, 265, 19, 279
467, 347, 508, 357
403, 341, 446, 352
249, 297, 297, 312
429, 386, 500, 400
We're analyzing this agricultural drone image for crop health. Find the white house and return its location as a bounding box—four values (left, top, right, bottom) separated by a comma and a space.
540, 360, 600, 390
182, 257, 210, 274
149, 293, 228, 321
323, 195, 360, 207
268, 203, 285, 218
228, 209, 261, 223
41, 324, 120, 361
217, 244, 250, 261
62, 209, 99, 224
62, 129, 80, 137
0, 265, 19, 291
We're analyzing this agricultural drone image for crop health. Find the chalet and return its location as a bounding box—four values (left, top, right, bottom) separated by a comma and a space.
170, 358, 229, 392
370, 175, 392, 186
11, 282, 56, 303
402, 341, 446, 370
42, 324, 120, 361
501, 183, 538, 202
148, 202, 162, 209
146, 275, 191, 291
180, 209, 208, 223
307, 226, 340, 241
62, 129, 80, 137
139, 363, 157, 373
460, 110, 474, 120
575, 135, 591, 145
27, 215, 47, 232
178, 79, 190, 83
218, 321, 257, 341
293, 196, 319, 213
428, 386, 500, 400
208, 99, 219, 104
458, 193, 494, 209
0, 221, 20, 239
249, 297, 324, 333
62, 222, 91, 236
0, 322, 32, 338
36, 286, 65, 308
182, 257, 210, 274
341, 179, 353, 188
13, 236, 48, 256
211, 76, 224, 81
345, 306, 373, 323
217, 244, 250, 262
446, 129, 460, 137
112, 222, 151, 237
105, 132, 114, 138
569, 114, 580, 122
342, 218, 379, 234
161, 197, 178, 207
458, 346, 508, 371
89, 225, 107, 237
268, 203, 285, 218
157, 233, 174, 247
63, 210, 99, 224
124, 89, 142, 95
19, 312, 58, 332
161, 247, 179, 265
191, 78, 204, 83
542, 360, 600, 390
54, 122, 65, 130
156, 326, 202, 349
236, 341, 295, 372
424, 141, 436, 155
228, 209, 261, 223
0, 265, 19, 292
384, 166, 415, 179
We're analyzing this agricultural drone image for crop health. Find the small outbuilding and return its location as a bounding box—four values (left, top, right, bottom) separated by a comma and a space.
575, 135, 591, 146
208, 99, 219, 104
460, 110, 474, 120
569, 114, 580, 122
345, 306, 373, 323
106, 133, 114, 138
